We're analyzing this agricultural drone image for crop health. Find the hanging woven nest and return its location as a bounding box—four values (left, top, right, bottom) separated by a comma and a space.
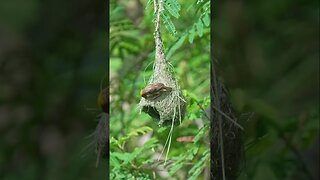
138, 60, 186, 126
138, 0, 186, 126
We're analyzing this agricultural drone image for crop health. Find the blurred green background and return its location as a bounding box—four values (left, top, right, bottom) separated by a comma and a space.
0, 0, 106, 179
214, 0, 319, 179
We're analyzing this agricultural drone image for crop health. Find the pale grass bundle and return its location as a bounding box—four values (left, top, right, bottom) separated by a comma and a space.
138, 0, 186, 164
138, 0, 186, 127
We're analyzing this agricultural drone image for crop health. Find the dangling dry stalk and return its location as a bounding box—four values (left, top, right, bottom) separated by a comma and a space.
81, 111, 108, 168
94, 87, 109, 167
94, 112, 108, 167
138, 0, 186, 164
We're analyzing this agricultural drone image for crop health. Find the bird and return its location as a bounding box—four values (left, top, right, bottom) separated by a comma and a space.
97, 88, 108, 113
140, 83, 172, 100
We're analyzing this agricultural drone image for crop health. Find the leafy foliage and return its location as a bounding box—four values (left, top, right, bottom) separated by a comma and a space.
187, 0, 210, 43
166, 0, 210, 60
110, 0, 210, 179
110, 1, 143, 60
156, 0, 182, 36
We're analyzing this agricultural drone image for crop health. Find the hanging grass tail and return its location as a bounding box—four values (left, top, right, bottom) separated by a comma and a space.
212, 63, 243, 180
95, 87, 109, 167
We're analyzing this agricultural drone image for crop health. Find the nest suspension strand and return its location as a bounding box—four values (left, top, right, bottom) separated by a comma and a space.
139, 0, 186, 127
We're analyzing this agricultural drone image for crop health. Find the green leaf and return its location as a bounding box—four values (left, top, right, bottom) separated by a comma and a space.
202, 13, 210, 26
118, 126, 153, 145
110, 155, 121, 168
161, 11, 177, 36
169, 145, 199, 175
196, 20, 204, 37
167, 0, 181, 10
164, 0, 180, 18
127, 126, 153, 137
185, 146, 199, 160
188, 149, 210, 180
169, 162, 184, 175
157, 127, 168, 133
146, 0, 153, 9
194, 125, 208, 142
188, 26, 196, 43
189, 113, 197, 120
186, 91, 199, 102
111, 152, 134, 164
166, 32, 187, 59
131, 138, 159, 160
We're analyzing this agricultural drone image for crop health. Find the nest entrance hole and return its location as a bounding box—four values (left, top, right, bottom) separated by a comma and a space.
142, 105, 160, 120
